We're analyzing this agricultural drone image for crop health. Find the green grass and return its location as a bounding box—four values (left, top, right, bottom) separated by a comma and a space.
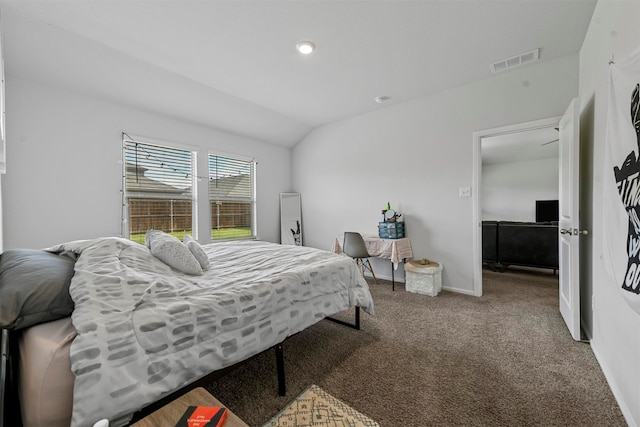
130, 227, 252, 244
211, 227, 252, 240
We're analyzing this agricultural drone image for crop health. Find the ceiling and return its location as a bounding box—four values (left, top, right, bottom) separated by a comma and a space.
482, 127, 559, 165
0, 0, 597, 147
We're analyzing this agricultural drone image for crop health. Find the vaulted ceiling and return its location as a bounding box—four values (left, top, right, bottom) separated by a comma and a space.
1, 0, 597, 147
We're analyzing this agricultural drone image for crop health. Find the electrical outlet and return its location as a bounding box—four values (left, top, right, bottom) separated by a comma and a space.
459, 186, 471, 197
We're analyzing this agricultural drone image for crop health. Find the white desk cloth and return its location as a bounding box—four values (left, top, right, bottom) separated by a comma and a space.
332, 235, 413, 268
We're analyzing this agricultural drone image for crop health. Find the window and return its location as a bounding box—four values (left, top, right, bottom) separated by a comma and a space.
123, 136, 196, 244
209, 153, 256, 240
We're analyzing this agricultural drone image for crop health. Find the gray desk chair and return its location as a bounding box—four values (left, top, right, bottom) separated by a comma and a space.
343, 232, 377, 283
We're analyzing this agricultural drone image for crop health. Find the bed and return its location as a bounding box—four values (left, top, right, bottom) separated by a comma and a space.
0, 233, 374, 427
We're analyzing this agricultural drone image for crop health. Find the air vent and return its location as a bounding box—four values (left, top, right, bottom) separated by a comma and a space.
490, 48, 539, 73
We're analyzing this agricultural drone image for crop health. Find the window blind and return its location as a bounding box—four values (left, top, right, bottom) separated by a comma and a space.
123, 138, 196, 243
209, 154, 256, 240
124, 140, 193, 199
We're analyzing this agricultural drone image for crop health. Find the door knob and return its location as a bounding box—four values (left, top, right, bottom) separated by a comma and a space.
560, 228, 589, 236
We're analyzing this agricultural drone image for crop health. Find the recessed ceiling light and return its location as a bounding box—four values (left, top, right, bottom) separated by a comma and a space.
296, 41, 315, 55
374, 96, 390, 104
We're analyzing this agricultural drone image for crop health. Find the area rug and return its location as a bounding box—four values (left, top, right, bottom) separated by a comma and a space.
262, 384, 379, 427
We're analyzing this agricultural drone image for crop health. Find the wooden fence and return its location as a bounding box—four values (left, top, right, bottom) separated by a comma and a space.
211, 200, 252, 230
129, 198, 252, 234
129, 199, 192, 234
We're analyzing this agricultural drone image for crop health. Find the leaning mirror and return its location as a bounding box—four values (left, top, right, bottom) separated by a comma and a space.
280, 193, 302, 246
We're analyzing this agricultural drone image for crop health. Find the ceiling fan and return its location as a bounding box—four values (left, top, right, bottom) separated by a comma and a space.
540, 127, 560, 146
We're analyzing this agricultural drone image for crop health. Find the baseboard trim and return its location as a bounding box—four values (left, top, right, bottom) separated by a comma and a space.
590, 338, 637, 427
362, 273, 476, 296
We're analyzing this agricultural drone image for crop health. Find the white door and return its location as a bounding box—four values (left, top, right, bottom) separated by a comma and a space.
559, 97, 582, 341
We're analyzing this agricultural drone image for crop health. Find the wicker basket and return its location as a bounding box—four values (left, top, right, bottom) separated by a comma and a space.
405, 259, 442, 296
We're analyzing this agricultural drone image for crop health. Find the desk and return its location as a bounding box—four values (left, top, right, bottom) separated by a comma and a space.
333, 235, 413, 290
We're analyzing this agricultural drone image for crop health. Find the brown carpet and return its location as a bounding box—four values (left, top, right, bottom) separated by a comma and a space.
206, 267, 626, 426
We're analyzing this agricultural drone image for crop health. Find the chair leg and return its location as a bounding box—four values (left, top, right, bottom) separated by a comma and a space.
354, 258, 377, 283
366, 259, 377, 283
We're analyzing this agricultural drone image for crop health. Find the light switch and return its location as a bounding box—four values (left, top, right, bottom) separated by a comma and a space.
459, 186, 471, 197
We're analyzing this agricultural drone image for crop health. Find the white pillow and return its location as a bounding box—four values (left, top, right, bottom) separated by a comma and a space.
144, 230, 203, 275
183, 235, 210, 270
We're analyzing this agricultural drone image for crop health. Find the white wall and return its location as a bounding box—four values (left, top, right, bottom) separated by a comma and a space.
293, 55, 578, 290
2, 77, 291, 249
482, 158, 559, 221
580, 1, 640, 425
0, 175, 3, 252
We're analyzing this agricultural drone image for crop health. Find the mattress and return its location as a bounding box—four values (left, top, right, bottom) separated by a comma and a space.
18, 316, 76, 427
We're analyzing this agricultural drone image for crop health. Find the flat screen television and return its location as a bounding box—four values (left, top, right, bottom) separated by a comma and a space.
536, 200, 559, 222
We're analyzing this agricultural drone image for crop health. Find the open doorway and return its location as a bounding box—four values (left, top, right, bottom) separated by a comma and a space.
472, 117, 561, 296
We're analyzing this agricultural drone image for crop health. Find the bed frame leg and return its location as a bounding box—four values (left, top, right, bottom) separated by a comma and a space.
275, 344, 286, 396
326, 306, 361, 330
275, 305, 361, 398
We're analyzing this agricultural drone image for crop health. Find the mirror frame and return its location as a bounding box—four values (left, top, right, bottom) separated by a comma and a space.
280, 193, 302, 246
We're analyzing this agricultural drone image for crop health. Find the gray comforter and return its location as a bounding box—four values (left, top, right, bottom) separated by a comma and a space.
49, 237, 374, 427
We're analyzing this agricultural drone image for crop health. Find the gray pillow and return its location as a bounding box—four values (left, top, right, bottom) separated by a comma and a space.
184, 235, 210, 270
0, 249, 76, 330
145, 230, 203, 275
